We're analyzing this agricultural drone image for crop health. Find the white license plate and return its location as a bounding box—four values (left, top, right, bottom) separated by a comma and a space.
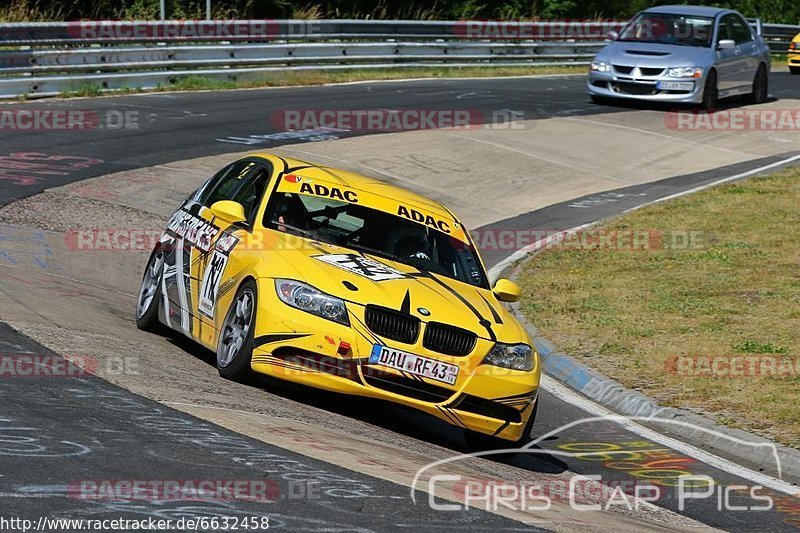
657, 81, 694, 91
369, 345, 458, 385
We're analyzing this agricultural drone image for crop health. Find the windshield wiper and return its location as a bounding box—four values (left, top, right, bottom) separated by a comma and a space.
268, 220, 339, 247
346, 243, 409, 265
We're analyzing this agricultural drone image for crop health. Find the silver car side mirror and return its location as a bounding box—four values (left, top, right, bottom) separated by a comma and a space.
717, 39, 735, 50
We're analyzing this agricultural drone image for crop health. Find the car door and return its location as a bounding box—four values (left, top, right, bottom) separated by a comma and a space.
193, 161, 273, 348
715, 15, 743, 92
159, 159, 259, 338
729, 13, 759, 89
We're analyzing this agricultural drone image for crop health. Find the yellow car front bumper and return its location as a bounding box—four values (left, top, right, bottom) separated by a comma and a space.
250, 277, 540, 442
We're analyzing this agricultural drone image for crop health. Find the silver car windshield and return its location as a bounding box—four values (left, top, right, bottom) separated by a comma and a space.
619, 13, 714, 48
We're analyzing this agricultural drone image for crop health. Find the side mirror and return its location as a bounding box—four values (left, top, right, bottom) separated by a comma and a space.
492, 278, 521, 303
717, 39, 735, 50
208, 200, 247, 225
607, 30, 619, 40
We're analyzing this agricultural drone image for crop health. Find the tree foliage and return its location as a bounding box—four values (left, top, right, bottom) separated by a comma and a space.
3, 0, 798, 23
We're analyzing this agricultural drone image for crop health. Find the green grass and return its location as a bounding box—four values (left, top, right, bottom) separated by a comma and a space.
516, 167, 800, 449
53, 66, 585, 99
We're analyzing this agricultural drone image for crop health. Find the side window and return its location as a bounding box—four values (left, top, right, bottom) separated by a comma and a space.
231, 166, 272, 226
717, 15, 734, 42
730, 16, 753, 44
199, 160, 257, 207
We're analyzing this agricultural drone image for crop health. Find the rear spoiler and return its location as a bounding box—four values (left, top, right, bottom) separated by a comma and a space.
746, 17, 763, 36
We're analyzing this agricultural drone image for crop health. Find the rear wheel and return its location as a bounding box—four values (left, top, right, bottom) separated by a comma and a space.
136, 248, 166, 333
701, 70, 718, 111
464, 398, 539, 453
217, 279, 257, 382
745, 65, 768, 105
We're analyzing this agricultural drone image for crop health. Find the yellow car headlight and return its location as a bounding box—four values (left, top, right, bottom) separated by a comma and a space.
275, 279, 349, 326
484, 343, 534, 371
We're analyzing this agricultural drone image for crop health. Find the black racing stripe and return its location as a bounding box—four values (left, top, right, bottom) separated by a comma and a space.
407, 272, 461, 306
253, 333, 311, 349
400, 289, 411, 314
492, 390, 538, 402
446, 393, 467, 409
286, 164, 316, 173
349, 312, 383, 345
492, 420, 511, 437
436, 406, 463, 428
478, 292, 503, 325
426, 275, 496, 342
317, 166, 352, 187
305, 241, 330, 254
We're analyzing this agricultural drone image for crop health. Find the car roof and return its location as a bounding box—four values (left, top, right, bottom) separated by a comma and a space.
643, 5, 731, 17
255, 154, 456, 219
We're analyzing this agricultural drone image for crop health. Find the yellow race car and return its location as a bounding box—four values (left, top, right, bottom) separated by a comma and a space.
790, 33, 800, 74
136, 153, 540, 446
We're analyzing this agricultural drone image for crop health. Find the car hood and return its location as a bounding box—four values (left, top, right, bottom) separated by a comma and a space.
259, 232, 526, 343
598, 41, 713, 67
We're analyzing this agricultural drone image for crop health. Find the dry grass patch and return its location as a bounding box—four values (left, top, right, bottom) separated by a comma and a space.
517, 168, 800, 448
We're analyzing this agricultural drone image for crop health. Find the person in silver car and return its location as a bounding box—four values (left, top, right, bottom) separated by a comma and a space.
587, 5, 771, 109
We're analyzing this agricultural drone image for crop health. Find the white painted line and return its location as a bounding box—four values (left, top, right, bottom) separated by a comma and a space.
488, 152, 800, 282
541, 375, 799, 496
620, 153, 800, 215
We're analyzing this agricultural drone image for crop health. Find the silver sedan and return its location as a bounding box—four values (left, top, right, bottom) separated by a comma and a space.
587, 5, 771, 109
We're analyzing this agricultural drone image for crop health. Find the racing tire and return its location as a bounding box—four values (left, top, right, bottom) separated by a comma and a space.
701, 70, 718, 111
790, 67, 800, 75
136, 248, 167, 334
463, 398, 539, 453
744, 65, 768, 105
216, 279, 257, 382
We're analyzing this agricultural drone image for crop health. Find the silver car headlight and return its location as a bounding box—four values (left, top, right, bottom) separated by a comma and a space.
590, 60, 611, 73
484, 343, 534, 371
666, 67, 703, 78
275, 279, 349, 325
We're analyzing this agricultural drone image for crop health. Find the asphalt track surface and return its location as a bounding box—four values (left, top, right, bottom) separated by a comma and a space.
1, 74, 800, 531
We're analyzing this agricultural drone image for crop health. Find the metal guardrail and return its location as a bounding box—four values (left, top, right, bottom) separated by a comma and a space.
0, 19, 796, 99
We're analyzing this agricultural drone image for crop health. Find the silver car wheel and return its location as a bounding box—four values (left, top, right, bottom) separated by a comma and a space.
137, 251, 164, 319
218, 288, 254, 368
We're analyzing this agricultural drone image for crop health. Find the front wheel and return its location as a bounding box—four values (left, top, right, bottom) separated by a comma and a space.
136, 248, 166, 333
745, 65, 768, 105
217, 279, 257, 382
701, 70, 718, 111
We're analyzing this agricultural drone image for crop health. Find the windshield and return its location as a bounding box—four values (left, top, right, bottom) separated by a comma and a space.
264, 191, 487, 288
619, 13, 714, 47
